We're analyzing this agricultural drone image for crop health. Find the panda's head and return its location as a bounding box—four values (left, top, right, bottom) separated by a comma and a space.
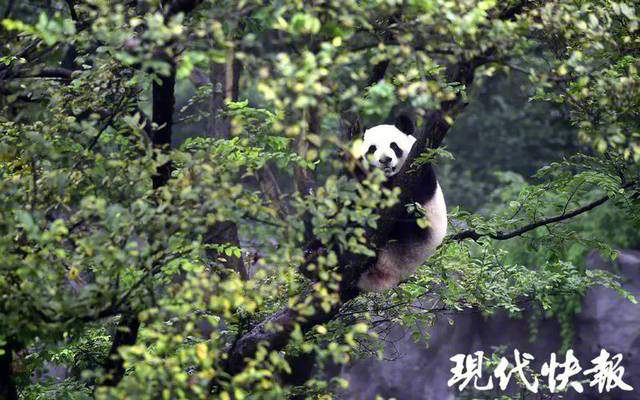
360, 115, 416, 177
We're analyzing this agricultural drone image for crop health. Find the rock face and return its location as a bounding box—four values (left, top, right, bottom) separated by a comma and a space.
340, 250, 640, 400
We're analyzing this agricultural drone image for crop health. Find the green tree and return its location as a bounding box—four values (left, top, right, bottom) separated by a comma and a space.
0, 1, 638, 399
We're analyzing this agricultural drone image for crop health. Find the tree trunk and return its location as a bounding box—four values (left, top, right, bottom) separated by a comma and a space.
207, 49, 240, 138
208, 62, 229, 138
151, 61, 177, 188
0, 344, 17, 400
102, 60, 177, 387
102, 314, 141, 386
205, 50, 248, 279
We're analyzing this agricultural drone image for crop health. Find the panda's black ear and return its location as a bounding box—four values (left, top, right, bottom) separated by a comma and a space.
394, 114, 415, 136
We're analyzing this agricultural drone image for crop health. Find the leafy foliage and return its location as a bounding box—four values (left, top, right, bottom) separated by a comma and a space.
0, 0, 639, 399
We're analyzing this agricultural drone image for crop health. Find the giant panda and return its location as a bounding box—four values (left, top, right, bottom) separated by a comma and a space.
357, 116, 447, 291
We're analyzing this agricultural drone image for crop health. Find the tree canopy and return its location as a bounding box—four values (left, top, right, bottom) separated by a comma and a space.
0, 0, 638, 399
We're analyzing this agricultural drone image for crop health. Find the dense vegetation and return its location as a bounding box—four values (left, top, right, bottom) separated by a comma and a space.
0, 0, 638, 399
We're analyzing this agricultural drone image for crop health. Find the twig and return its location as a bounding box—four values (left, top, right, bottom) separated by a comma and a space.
30, 159, 37, 211
71, 95, 127, 170
561, 181, 584, 216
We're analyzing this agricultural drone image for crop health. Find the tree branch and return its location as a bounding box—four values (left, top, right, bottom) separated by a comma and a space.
65, 0, 79, 23
451, 180, 637, 242
70, 95, 128, 171
9, 67, 74, 80
3, 0, 15, 19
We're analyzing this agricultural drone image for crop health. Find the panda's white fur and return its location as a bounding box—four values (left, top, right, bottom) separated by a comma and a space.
357, 119, 447, 291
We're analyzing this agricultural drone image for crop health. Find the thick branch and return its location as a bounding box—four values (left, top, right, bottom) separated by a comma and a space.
223, 294, 338, 376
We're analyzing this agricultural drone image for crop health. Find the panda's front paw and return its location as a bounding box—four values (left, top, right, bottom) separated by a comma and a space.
357, 268, 399, 292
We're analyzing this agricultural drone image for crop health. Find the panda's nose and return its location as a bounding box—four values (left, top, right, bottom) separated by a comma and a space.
380, 156, 392, 165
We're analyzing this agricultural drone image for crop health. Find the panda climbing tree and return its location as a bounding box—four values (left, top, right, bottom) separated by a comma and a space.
356, 115, 447, 291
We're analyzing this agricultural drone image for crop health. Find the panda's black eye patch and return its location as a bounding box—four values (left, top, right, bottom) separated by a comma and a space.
366, 145, 377, 155
390, 142, 403, 157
